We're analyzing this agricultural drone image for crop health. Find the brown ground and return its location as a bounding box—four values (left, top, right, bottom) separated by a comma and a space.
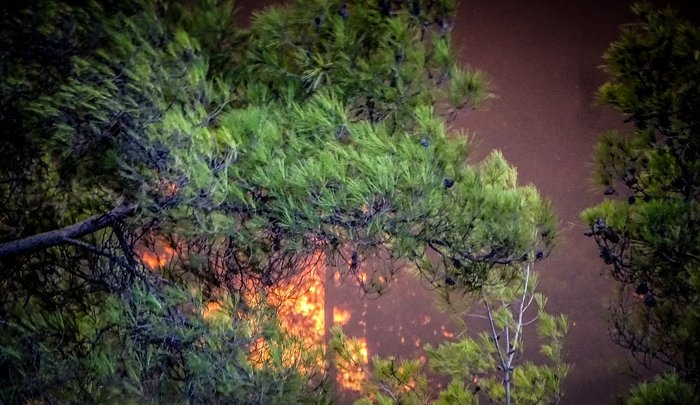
236, 1, 699, 403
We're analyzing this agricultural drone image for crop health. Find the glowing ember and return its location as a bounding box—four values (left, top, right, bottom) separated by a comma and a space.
138, 241, 370, 392
269, 253, 326, 349
337, 337, 369, 392
202, 301, 223, 320
333, 307, 352, 325
358, 270, 368, 283
140, 244, 174, 270
440, 325, 454, 338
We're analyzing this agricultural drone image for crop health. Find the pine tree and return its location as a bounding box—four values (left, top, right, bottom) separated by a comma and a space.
0, 0, 554, 402
331, 258, 568, 405
582, 3, 700, 391
624, 373, 698, 405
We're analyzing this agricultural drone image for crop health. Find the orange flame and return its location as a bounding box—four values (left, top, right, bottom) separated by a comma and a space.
270, 252, 326, 349
140, 243, 175, 270
337, 337, 369, 392
268, 253, 368, 392
202, 300, 223, 320
333, 307, 352, 326
138, 241, 370, 392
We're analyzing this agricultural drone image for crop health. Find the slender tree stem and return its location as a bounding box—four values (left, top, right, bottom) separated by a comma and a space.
484, 260, 533, 405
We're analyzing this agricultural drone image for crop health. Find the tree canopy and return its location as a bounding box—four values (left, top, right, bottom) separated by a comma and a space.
0, 0, 554, 403
582, 2, 700, 392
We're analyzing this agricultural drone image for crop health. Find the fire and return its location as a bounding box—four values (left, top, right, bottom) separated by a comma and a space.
156, 177, 179, 200
337, 337, 369, 392
137, 240, 369, 392
268, 253, 368, 392
358, 270, 368, 283
140, 244, 175, 270
269, 252, 326, 349
233, 252, 330, 376
440, 325, 454, 338
333, 307, 352, 325
202, 300, 223, 320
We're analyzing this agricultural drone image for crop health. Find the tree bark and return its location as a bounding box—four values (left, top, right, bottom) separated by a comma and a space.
0, 204, 137, 259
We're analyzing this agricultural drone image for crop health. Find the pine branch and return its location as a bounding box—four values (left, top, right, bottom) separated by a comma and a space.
62, 237, 135, 272
0, 204, 137, 259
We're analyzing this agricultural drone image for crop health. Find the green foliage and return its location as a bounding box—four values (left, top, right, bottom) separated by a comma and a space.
430, 261, 568, 405
625, 373, 698, 405
0, 281, 327, 403
1, 0, 554, 402
330, 326, 430, 405
581, 3, 700, 386
331, 261, 569, 404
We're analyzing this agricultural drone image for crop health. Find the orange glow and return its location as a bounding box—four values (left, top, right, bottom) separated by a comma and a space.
156, 178, 179, 199
137, 240, 371, 392
358, 270, 368, 283
400, 377, 418, 393
440, 325, 454, 338
359, 341, 368, 359
268, 252, 368, 392
333, 307, 352, 325
269, 253, 326, 350
140, 252, 160, 269
236, 252, 330, 376
139, 243, 175, 270
202, 301, 223, 320
248, 336, 272, 369
337, 337, 369, 392
138, 243, 330, 372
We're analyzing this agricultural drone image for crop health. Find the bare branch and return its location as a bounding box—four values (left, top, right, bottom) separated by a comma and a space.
0, 204, 137, 259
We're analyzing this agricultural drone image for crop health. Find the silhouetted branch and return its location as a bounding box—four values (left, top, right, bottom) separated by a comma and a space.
0, 204, 137, 259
